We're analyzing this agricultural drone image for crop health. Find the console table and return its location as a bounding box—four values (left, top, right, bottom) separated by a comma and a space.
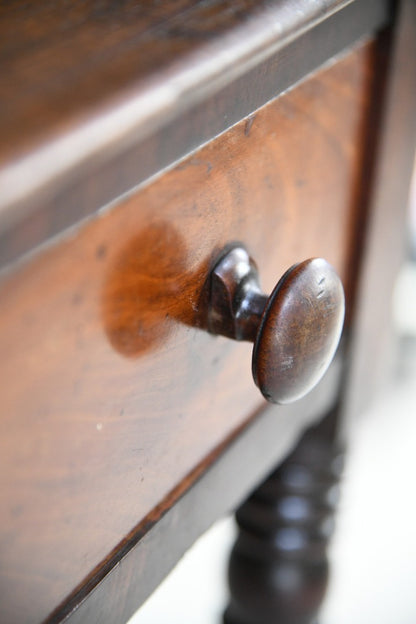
1, 2, 415, 623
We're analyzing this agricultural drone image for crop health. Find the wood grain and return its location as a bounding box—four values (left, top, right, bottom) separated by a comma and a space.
60, 372, 343, 624
58, 366, 342, 624
0, 42, 380, 624
252, 259, 345, 404
0, 0, 390, 267
342, 0, 416, 424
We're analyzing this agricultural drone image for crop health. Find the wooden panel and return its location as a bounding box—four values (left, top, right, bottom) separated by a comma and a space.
0, 42, 378, 624
63, 373, 342, 624
0, 0, 391, 267
342, 0, 416, 423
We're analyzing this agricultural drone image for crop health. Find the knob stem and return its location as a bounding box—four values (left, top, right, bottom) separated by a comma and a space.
207, 246, 267, 341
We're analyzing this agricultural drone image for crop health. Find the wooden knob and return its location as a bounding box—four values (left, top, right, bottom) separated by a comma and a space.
206, 246, 344, 404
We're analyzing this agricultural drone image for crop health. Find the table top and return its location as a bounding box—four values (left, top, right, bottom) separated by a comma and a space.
0, 0, 390, 268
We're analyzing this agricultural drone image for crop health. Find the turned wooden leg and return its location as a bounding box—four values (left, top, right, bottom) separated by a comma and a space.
224, 414, 343, 624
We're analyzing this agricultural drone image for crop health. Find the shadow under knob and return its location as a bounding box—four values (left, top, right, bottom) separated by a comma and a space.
205, 246, 345, 404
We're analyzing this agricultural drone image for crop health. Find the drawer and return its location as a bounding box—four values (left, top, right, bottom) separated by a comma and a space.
1, 41, 377, 623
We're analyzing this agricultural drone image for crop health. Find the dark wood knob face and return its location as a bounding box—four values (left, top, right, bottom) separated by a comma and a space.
252, 258, 344, 403
206, 247, 344, 404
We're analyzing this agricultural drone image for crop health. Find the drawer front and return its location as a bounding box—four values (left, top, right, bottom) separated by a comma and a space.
0, 42, 375, 624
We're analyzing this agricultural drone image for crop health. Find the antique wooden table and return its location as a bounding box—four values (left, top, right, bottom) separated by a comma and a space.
1, 2, 415, 623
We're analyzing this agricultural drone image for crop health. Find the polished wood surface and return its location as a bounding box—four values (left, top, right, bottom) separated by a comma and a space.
0, 0, 390, 267
252, 258, 344, 404
53, 365, 343, 624
0, 42, 379, 624
342, 0, 416, 423
0, 0, 355, 164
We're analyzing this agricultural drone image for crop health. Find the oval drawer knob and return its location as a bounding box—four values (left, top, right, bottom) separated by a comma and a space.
206, 246, 345, 404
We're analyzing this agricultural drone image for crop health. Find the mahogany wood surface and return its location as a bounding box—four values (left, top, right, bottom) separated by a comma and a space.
53, 363, 343, 624
0, 0, 390, 267
342, 0, 416, 424
1, 0, 356, 163
0, 42, 381, 624
252, 258, 345, 404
